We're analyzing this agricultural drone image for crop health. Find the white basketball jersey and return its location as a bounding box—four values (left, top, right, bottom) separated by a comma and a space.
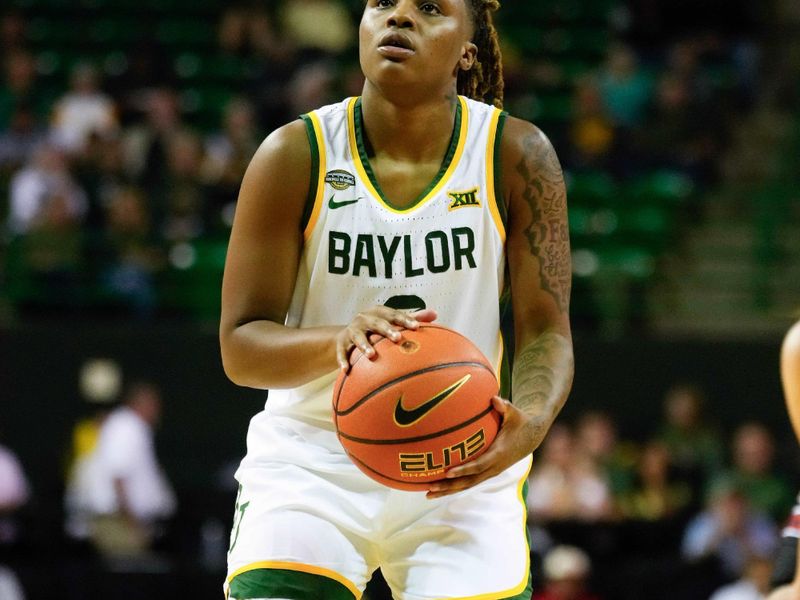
243, 96, 509, 457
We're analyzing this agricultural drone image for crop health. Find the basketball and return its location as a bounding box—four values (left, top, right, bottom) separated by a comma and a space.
332, 324, 501, 491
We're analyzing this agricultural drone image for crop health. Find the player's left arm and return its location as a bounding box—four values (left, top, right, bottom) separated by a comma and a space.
427, 118, 574, 498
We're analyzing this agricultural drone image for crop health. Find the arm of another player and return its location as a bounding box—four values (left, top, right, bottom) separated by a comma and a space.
220, 122, 433, 389
427, 119, 574, 497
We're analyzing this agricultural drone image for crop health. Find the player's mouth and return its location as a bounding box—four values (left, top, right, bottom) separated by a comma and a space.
377, 32, 415, 60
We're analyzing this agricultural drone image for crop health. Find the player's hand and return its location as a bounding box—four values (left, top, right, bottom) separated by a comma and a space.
336, 306, 437, 371
426, 396, 544, 499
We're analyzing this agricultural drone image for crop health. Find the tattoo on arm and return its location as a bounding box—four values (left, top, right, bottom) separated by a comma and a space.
515, 132, 571, 313
512, 331, 574, 449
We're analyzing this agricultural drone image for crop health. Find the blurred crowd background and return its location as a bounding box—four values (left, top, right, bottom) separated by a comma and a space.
1, 0, 800, 599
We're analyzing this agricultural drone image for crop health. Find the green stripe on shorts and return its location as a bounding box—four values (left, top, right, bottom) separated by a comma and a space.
229, 568, 356, 600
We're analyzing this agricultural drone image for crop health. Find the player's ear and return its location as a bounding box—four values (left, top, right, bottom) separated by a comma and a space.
458, 41, 478, 72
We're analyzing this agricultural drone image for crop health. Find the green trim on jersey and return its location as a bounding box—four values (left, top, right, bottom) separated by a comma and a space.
507, 479, 534, 600
229, 568, 357, 600
300, 114, 321, 233
353, 97, 463, 211
494, 111, 509, 227
498, 285, 513, 401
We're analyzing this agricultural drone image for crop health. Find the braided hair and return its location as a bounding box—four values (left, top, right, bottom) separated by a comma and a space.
458, 0, 504, 108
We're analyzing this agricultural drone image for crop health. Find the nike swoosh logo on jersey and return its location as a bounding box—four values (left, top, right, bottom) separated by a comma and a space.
328, 195, 362, 210
393, 374, 471, 427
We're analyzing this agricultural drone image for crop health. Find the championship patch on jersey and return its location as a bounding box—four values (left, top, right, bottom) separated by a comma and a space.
448, 187, 481, 211
325, 170, 357, 191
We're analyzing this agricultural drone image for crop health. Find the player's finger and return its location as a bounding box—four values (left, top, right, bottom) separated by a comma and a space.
349, 329, 376, 358
427, 474, 485, 498
336, 339, 355, 371
492, 396, 510, 414
445, 452, 494, 479
373, 322, 402, 342
409, 308, 437, 323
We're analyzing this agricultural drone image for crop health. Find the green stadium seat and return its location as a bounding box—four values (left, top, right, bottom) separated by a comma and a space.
623, 170, 695, 209
159, 239, 227, 320
566, 171, 618, 207
156, 20, 216, 47
533, 92, 573, 122
616, 206, 674, 253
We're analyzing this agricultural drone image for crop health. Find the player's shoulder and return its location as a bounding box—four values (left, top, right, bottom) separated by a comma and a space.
499, 115, 557, 163
498, 115, 563, 195
255, 119, 310, 165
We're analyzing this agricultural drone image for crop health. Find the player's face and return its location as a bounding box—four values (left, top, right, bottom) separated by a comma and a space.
360, 0, 477, 96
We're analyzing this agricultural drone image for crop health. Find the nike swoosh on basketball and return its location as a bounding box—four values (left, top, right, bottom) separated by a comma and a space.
328, 195, 362, 210
394, 374, 471, 427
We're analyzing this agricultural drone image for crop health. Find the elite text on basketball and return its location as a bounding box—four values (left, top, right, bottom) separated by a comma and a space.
398, 429, 486, 478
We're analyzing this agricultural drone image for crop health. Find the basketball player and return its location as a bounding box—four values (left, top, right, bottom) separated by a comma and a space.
219, 1, 574, 598
767, 320, 800, 600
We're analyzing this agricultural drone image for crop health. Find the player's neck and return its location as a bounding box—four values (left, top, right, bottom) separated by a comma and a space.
360, 84, 459, 163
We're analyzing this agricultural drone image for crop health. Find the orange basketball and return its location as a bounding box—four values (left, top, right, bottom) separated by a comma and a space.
332, 323, 501, 491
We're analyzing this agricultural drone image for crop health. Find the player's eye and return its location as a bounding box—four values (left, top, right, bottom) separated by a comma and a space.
419, 2, 441, 14
376, 0, 394, 8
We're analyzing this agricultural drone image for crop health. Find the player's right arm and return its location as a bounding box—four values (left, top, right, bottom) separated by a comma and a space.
219, 120, 343, 390
219, 121, 428, 390
782, 320, 800, 444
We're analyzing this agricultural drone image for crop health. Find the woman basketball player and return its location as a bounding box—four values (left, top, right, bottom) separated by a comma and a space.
219, 1, 573, 598
767, 320, 800, 600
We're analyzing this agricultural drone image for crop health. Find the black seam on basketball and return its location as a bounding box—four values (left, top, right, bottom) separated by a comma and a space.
334, 361, 495, 416
337, 404, 495, 445
348, 453, 429, 487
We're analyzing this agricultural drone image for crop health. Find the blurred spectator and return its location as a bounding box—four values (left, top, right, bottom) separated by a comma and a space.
219, 4, 295, 62
202, 97, 260, 230
64, 381, 176, 557
8, 143, 87, 235
0, 49, 53, 131
656, 383, 724, 503
0, 430, 29, 546
122, 87, 184, 190
286, 59, 339, 118
161, 130, 209, 241
96, 186, 164, 316
634, 69, 722, 184
0, 567, 24, 600
568, 76, 616, 170
709, 555, 773, 600
50, 63, 118, 156
617, 439, 693, 521
73, 133, 129, 230
574, 411, 635, 502
11, 189, 86, 310
221, 4, 298, 132
533, 545, 602, 600
279, 0, 355, 57
0, 103, 46, 174
682, 478, 779, 579
597, 43, 653, 129
712, 422, 794, 523
527, 424, 615, 522
0, 10, 26, 52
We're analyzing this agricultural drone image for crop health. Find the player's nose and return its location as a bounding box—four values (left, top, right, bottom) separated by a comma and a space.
386, 0, 416, 29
